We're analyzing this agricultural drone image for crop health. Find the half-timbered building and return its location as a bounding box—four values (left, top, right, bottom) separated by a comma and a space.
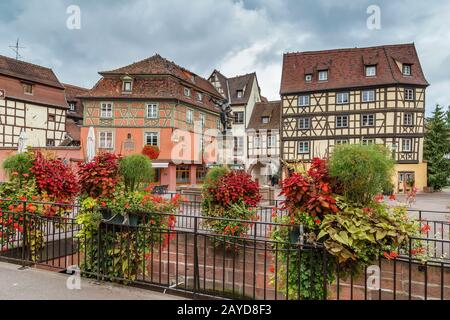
0, 55, 68, 148
280, 44, 429, 192
79, 54, 224, 191
208, 70, 262, 170
246, 100, 281, 186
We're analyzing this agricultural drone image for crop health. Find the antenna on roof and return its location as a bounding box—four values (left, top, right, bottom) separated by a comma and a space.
9, 38, 25, 60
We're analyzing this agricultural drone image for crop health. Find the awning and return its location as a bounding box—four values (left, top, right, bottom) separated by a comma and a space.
152, 162, 169, 168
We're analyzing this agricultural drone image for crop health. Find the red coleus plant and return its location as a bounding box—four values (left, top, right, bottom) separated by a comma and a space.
280, 157, 339, 218
30, 151, 80, 201
142, 145, 160, 160
211, 171, 262, 208
78, 152, 120, 199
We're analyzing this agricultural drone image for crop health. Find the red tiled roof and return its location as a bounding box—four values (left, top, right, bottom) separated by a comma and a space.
64, 83, 89, 119
280, 43, 429, 95
247, 101, 281, 130
0, 55, 64, 89
208, 70, 258, 106
65, 117, 81, 141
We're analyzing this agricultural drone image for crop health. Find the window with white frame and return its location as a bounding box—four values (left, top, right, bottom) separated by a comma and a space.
405, 88, 414, 101
402, 64, 412, 76
100, 102, 113, 118
254, 136, 260, 148
402, 138, 412, 152
68, 102, 76, 112
234, 111, 244, 124
298, 95, 310, 106
318, 70, 328, 81
336, 92, 349, 104
197, 92, 203, 102
99, 131, 113, 149
362, 90, 375, 102
298, 141, 309, 154
335, 139, 349, 145
261, 116, 269, 124
200, 113, 205, 128
146, 103, 158, 118
234, 136, 244, 156
237, 90, 243, 98
122, 80, 132, 92
365, 65, 377, 77
216, 119, 221, 130
362, 138, 375, 145
336, 115, 349, 128
186, 109, 193, 124
184, 87, 191, 97
268, 134, 276, 148
145, 132, 159, 146
362, 114, 375, 126
404, 113, 413, 126
298, 117, 310, 129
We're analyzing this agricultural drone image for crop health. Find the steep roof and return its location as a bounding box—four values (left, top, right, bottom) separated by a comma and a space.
247, 100, 281, 131
280, 43, 429, 95
209, 70, 258, 106
98, 54, 222, 99
63, 83, 89, 119
0, 55, 64, 89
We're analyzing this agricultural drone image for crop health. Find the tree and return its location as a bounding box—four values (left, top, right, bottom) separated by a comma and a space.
423, 105, 450, 190
119, 154, 154, 192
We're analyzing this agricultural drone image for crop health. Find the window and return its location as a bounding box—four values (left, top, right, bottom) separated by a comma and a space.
184, 87, 191, 97
197, 92, 203, 102
362, 138, 374, 145
146, 103, 158, 118
254, 136, 260, 148
144, 132, 158, 146
122, 81, 132, 92
402, 64, 412, 76
336, 92, 349, 104
268, 135, 276, 148
99, 132, 113, 149
362, 90, 375, 102
336, 115, 349, 128
402, 138, 412, 152
305, 74, 312, 82
48, 114, 56, 122
335, 139, 348, 145
196, 166, 207, 183
46, 139, 55, 147
298, 117, 310, 129
405, 88, 414, 101
237, 90, 243, 98
101, 102, 113, 118
365, 65, 377, 77
68, 102, 76, 112
233, 136, 244, 156
23, 83, 33, 95
298, 141, 309, 154
318, 70, 328, 81
216, 119, 222, 130
298, 95, 310, 106
186, 109, 193, 124
176, 165, 191, 184
362, 114, 375, 126
200, 114, 206, 128
261, 116, 269, 124
404, 113, 413, 126
234, 111, 244, 125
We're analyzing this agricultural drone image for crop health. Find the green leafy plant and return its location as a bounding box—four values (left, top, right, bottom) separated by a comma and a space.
2, 152, 34, 188
328, 144, 395, 205
119, 154, 154, 192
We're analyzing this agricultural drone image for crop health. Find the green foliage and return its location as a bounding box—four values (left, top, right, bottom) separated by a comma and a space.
119, 154, 154, 192
329, 144, 395, 205
2, 152, 34, 187
424, 104, 450, 190
203, 165, 229, 189
317, 198, 421, 274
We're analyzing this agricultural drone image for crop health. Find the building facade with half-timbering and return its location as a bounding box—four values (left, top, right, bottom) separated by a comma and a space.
0, 54, 68, 148
280, 43, 429, 193
79, 54, 224, 191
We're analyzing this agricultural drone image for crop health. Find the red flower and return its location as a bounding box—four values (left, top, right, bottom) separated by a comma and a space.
101, 202, 107, 207
421, 224, 431, 233
374, 194, 384, 202
314, 219, 321, 225
389, 194, 396, 201
269, 265, 275, 273
12, 171, 19, 176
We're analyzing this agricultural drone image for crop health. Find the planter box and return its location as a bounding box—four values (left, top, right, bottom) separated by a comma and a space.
100, 209, 140, 227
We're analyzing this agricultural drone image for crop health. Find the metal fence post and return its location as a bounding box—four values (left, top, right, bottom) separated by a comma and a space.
21, 200, 27, 267
193, 216, 200, 295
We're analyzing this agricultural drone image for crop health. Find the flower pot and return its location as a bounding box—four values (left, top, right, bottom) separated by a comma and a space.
100, 208, 140, 227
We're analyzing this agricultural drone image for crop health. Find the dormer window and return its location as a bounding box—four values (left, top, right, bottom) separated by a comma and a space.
121, 75, 133, 93
237, 90, 243, 98
365, 65, 377, 77
261, 116, 269, 124
305, 74, 312, 82
23, 83, 33, 95
318, 70, 328, 81
402, 64, 412, 76
196, 92, 203, 102
68, 102, 76, 112
184, 87, 191, 97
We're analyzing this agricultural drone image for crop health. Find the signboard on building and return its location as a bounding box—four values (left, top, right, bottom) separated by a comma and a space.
0, 89, 5, 100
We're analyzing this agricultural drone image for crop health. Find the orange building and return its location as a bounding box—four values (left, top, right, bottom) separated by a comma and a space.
79, 54, 224, 191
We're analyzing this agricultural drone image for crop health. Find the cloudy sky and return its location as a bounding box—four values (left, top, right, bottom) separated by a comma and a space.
0, 0, 449, 115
